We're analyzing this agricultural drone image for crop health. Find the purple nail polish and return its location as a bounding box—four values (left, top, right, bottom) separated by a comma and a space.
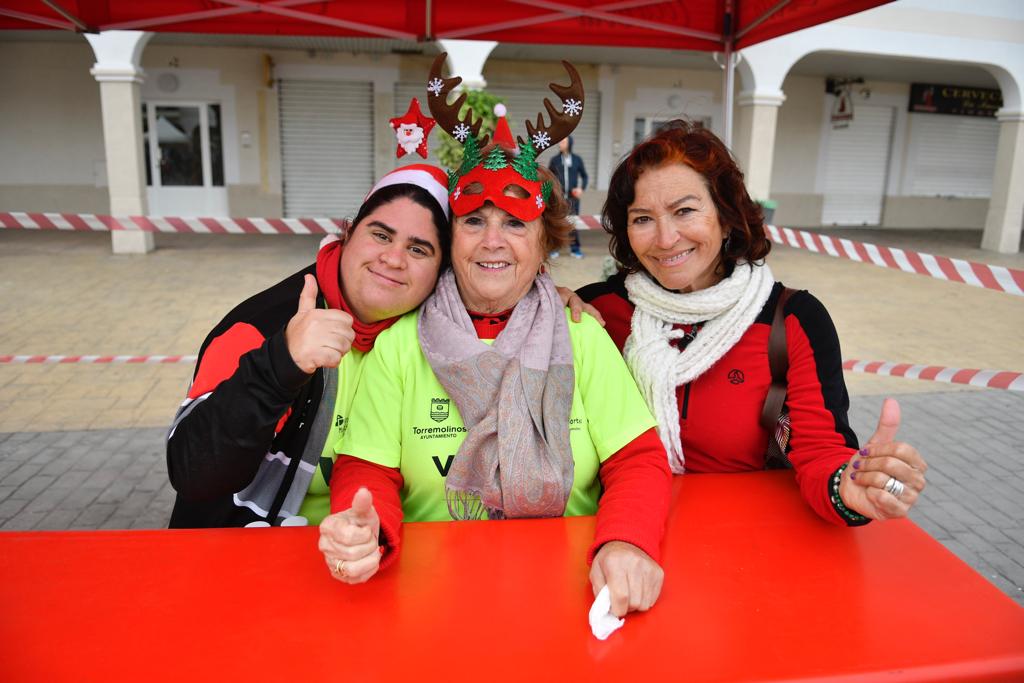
850, 471, 857, 481
852, 459, 860, 469
858, 448, 869, 456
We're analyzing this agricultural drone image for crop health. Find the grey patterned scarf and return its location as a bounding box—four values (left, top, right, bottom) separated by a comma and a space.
418, 269, 575, 520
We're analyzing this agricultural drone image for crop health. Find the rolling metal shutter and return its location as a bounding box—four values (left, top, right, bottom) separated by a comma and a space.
904, 114, 998, 198
395, 83, 600, 185
279, 79, 373, 218
821, 105, 895, 226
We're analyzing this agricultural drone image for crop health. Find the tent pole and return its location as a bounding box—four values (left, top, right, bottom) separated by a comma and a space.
722, 0, 735, 148
723, 39, 734, 148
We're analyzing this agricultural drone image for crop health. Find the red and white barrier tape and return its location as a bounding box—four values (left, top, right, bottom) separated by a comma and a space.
4, 354, 1020, 392
843, 359, 1024, 392
0, 212, 348, 235
574, 215, 602, 231
766, 225, 1024, 297
0, 355, 197, 364
6, 212, 1022, 296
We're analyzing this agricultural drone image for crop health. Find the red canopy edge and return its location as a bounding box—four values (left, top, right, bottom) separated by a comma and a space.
0, 0, 893, 51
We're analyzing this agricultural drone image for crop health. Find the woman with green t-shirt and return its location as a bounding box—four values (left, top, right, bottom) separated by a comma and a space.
318, 76, 673, 618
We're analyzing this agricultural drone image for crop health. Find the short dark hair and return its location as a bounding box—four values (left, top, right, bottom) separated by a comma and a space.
603, 119, 771, 277
351, 183, 451, 270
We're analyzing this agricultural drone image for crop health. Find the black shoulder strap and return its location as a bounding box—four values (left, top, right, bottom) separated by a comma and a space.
760, 287, 795, 433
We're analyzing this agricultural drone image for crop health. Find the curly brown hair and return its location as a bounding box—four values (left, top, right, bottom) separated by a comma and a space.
603, 119, 771, 277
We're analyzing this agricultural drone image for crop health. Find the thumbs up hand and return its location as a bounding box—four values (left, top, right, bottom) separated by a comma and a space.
285, 274, 356, 374
838, 398, 928, 521
319, 487, 383, 584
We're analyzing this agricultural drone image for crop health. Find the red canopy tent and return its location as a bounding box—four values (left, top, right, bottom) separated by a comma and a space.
0, 1, 889, 50
0, 0, 892, 141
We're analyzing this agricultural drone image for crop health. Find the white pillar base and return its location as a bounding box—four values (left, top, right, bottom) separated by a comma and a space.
111, 230, 155, 254
981, 112, 1024, 254
86, 30, 153, 254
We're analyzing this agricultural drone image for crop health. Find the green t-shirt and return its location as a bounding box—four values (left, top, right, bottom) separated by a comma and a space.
337, 310, 656, 522
296, 347, 366, 524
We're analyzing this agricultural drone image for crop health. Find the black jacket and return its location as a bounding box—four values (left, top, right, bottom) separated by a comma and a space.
166, 265, 327, 527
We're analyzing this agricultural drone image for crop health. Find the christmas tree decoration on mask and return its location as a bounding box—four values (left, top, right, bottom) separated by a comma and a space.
389, 98, 436, 159
427, 52, 584, 222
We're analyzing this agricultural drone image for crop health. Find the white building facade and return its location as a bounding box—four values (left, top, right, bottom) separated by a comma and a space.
1, 0, 1021, 252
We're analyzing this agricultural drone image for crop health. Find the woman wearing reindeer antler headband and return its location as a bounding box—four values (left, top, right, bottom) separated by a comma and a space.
319, 55, 672, 620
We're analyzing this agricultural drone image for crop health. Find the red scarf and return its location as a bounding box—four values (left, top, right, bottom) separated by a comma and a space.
315, 239, 400, 352
468, 308, 513, 339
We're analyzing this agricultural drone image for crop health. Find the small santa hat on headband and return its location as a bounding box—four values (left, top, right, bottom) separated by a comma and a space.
490, 103, 518, 153
365, 164, 450, 219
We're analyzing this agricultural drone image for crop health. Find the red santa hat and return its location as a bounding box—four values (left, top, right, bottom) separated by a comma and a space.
365, 164, 450, 219
490, 103, 518, 152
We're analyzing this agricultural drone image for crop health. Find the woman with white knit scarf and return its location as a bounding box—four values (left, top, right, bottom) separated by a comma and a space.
577, 120, 927, 527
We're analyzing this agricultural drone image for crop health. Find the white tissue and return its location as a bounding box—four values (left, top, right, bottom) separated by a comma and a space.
588, 585, 625, 640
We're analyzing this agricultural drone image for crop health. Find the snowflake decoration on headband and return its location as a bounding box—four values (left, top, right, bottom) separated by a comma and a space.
452, 122, 472, 142
562, 99, 583, 117
427, 77, 444, 97
531, 131, 551, 150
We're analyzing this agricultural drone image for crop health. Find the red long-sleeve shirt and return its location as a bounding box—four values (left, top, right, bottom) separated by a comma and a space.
578, 274, 859, 526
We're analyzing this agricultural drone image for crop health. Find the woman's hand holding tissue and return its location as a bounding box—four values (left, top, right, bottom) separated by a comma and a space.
589, 540, 664, 617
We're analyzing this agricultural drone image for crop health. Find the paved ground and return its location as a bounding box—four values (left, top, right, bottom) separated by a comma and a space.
1, 226, 1022, 606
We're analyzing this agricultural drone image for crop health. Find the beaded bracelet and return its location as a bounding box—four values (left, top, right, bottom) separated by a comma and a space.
830, 463, 871, 526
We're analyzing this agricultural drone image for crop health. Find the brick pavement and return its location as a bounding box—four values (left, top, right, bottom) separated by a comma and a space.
848, 390, 1024, 606
1, 227, 1022, 607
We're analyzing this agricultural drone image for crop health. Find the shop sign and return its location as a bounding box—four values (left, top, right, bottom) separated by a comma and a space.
831, 85, 853, 129
909, 83, 1002, 117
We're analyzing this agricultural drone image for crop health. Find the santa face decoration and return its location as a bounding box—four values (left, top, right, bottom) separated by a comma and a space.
390, 98, 435, 159
396, 123, 424, 155
426, 53, 584, 222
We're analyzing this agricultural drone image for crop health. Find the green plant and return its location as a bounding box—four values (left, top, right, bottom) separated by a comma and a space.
436, 89, 504, 171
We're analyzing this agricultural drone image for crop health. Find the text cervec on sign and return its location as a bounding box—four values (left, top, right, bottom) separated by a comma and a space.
909, 83, 1003, 118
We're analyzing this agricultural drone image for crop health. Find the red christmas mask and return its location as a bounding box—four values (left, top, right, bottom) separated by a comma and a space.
450, 150, 549, 221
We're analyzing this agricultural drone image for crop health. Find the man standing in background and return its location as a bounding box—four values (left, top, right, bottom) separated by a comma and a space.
548, 135, 588, 259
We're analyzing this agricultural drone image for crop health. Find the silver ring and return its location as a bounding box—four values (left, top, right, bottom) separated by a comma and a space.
333, 558, 347, 577
883, 476, 906, 499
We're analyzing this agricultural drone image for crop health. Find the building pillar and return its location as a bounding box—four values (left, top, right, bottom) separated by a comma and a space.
597, 64, 616, 191
436, 39, 498, 90
732, 90, 785, 203
982, 110, 1024, 253
84, 30, 153, 254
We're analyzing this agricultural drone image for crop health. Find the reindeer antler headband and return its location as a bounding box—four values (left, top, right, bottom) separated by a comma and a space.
426, 52, 585, 221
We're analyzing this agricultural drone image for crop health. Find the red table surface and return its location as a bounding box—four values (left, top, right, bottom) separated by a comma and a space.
1, 471, 1022, 682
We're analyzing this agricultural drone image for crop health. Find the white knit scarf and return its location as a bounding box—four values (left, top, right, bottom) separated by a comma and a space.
624, 261, 775, 473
